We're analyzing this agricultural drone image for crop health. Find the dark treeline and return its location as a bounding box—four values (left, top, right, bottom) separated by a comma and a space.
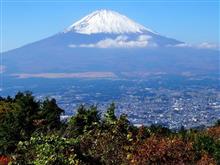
0, 92, 220, 164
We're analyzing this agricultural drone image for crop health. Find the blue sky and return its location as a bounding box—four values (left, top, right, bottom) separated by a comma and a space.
1, 0, 219, 52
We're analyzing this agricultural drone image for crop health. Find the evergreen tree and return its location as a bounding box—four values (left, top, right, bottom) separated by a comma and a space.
104, 103, 117, 125
40, 98, 64, 130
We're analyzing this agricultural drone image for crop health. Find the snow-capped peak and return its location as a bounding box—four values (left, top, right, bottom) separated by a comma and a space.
64, 9, 155, 34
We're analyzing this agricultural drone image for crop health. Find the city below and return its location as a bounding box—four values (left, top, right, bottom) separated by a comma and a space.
2, 73, 220, 129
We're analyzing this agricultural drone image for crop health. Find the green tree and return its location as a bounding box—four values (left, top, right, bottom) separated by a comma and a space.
13, 92, 40, 139
103, 103, 117, 125
65, 105, 100, 137
0, 92, 64, 154
0, 92, 40, 154
39, 98, 64, 131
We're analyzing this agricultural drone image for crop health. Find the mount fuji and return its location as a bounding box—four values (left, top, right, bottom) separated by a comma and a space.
65, 9, 150, 34
2, 9, 219, 79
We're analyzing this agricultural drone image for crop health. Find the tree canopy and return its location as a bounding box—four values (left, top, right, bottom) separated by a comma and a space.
0, 92, 219, 164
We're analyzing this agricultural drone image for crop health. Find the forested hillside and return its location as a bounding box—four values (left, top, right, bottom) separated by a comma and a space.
0, 92, 219, 164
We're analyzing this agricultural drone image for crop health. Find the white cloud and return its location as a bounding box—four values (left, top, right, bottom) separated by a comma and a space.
173, 43, 191, 47
196, 42, 219, 49
169, 42, 219, 50
69, 35, 155, 48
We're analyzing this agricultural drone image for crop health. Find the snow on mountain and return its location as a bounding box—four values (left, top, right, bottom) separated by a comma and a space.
63, 9, 183, 48
2, 9, 219, 76
64, 9, 155, 34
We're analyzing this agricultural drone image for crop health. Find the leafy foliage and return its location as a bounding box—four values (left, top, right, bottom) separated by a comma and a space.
79, 114, 131, 164
194, 135, 220, 163
0, 92, 219, 164
103, 103, 117, 125
64, 105, 100, 138
129, 136, 196, 164
14, 134, 80, 165
0, 92, 64, 154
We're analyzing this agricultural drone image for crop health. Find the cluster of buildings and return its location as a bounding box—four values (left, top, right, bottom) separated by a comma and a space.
42, 79, 220, 129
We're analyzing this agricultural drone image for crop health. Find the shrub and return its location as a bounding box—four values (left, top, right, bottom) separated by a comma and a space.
148, 124, 172, 137
13, 134, 81, 165
130, 136, 195, 164
79, 124, 130, 164
196, 153, 216, 165
194, 135, 220, 163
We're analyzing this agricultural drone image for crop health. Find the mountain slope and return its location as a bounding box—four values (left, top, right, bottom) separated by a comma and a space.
2, 9, 219, 77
